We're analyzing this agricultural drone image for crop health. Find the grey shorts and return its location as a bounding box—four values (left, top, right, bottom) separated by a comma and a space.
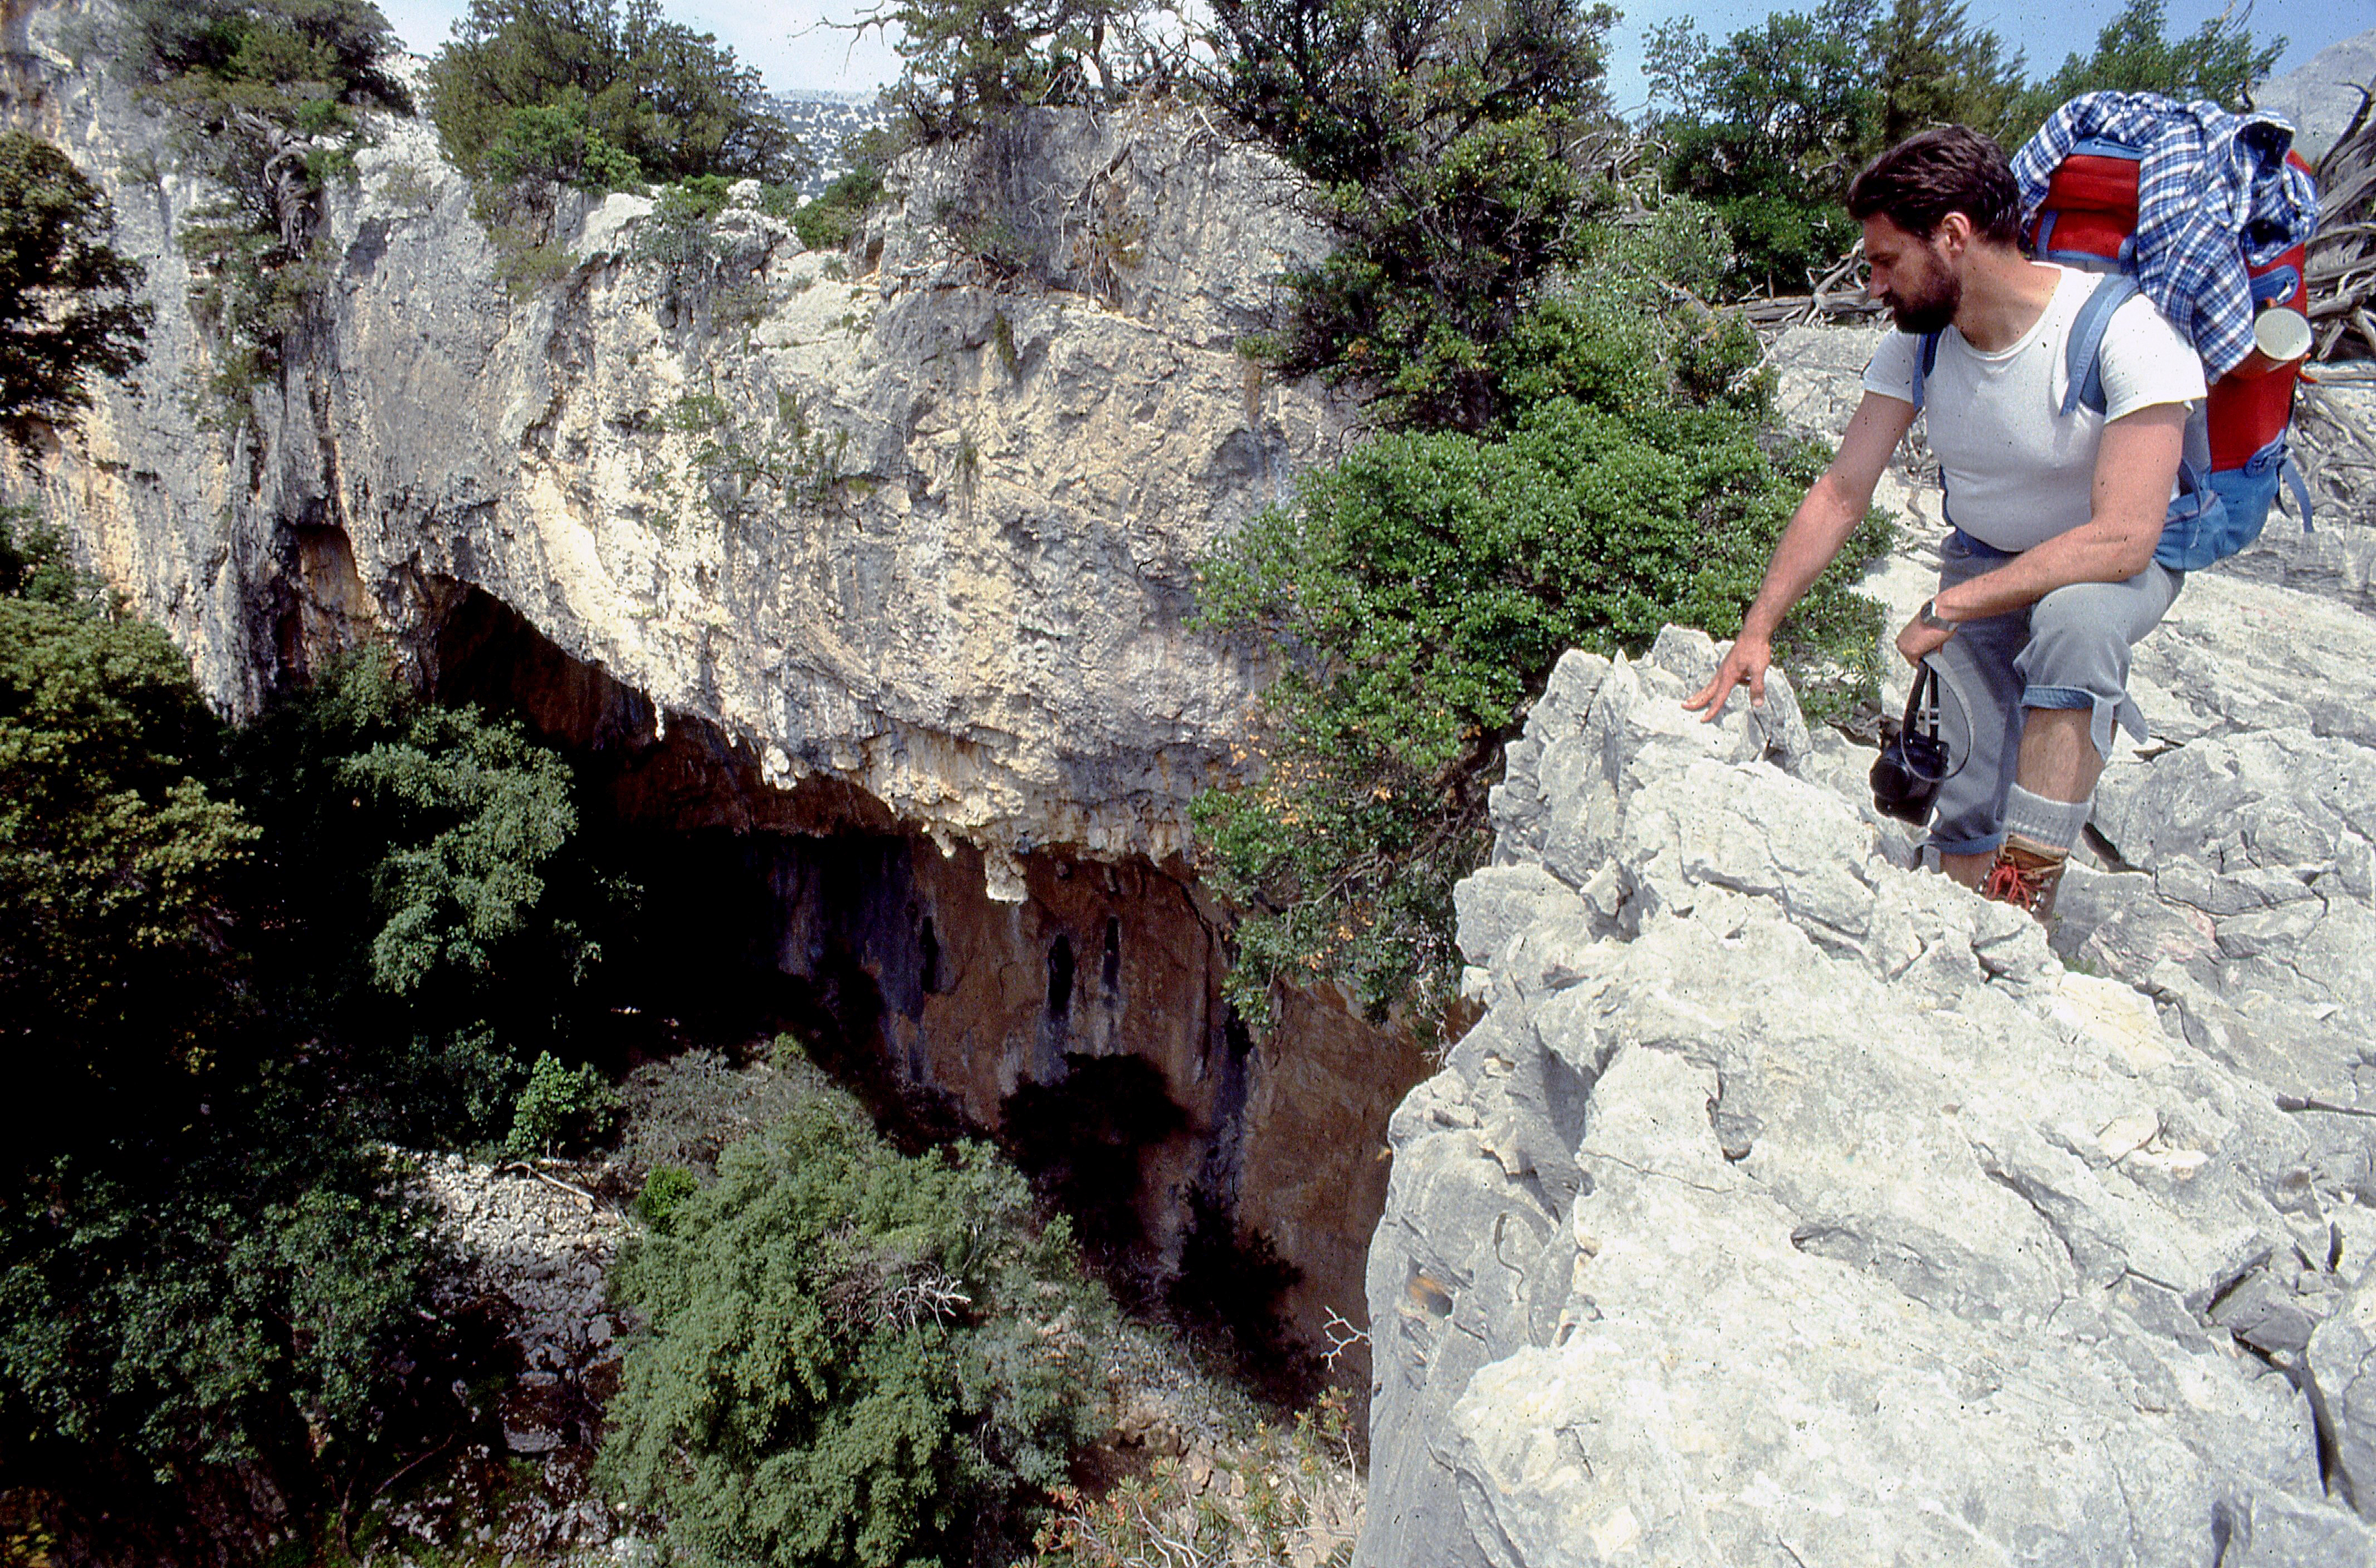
1924, 529, 2183, 858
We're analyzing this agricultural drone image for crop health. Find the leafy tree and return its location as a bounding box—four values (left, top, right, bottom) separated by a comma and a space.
2014, 0, 2285, 139
0, 134, 151, 433
1193, 212, 1889, 1025
601, 1080, 1112, 1567
1866, 0, 2028, 151
1208, 0, 1620, 431
0, 596, 253, 1149
873, 0, 1131, 139
229, 657, 635, 1143
426, 0, 799, 186
1643, 0, 1879, 293
1640, 0, 2286, 298
0, 566, 450, 1562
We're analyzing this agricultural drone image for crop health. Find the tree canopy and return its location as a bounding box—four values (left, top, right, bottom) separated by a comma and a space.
600, 1080, 1112, 1567
0, 134, 151, 432
1209, 0, 1622, 432
0, 547, 454, 1562
426, 0, 800, 187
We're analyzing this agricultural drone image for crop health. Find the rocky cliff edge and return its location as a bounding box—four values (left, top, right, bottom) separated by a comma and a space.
1363, 626, 2376, 1565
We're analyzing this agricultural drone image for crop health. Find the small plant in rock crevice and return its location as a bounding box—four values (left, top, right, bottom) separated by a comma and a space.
661, 385, 857, 524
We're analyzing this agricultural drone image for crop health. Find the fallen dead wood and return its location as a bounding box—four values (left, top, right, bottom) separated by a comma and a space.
2309, 78, 2376, 361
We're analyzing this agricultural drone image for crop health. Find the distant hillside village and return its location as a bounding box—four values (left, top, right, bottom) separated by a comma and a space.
772, 89, 889, 197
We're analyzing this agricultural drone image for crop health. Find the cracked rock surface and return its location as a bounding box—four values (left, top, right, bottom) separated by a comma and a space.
1362, 293, 2376, 1561
1363, 633, 2376, 1565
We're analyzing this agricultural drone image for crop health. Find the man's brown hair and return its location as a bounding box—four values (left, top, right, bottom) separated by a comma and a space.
1846, 126, 2022, 246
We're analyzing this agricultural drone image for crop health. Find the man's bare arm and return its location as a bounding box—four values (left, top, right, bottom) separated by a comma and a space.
1685, 391, 1915, 718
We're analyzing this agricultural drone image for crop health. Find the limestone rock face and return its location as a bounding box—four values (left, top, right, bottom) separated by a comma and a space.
1363, 633, 2376, 1566
3, 7, 1346, 874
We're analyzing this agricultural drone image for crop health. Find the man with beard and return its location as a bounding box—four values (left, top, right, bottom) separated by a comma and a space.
1684, 125, 2203, 917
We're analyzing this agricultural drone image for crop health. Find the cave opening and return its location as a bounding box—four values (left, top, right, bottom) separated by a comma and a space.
384, 582, 1410, 1389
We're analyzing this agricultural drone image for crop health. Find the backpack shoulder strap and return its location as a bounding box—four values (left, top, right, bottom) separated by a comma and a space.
1910, 330, 1942, 416
2063, 271, 2141, 419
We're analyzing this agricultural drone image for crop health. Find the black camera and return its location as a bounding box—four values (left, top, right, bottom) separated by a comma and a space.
1870, 663, 1949, 826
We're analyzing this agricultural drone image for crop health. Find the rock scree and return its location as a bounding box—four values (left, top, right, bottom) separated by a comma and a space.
1362, 630, 2376, 1565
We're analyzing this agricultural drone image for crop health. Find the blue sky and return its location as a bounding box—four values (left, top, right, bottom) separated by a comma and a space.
373, 1, 2369, 101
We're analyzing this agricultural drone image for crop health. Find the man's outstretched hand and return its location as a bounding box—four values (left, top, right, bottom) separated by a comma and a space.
1682, 632, 1770, 723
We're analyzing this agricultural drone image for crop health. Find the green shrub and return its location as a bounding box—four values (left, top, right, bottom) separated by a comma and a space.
1192, 239, 1888, 1028
633, 1164, 699, 1229
0, 574, 451, 1562
791, 166, 887, 253
479, 89, 646, 191
489, 226, 580, 300
0, 506, 109, 608
631, 175, 733, 294
1641, 0, 1882, 296
601, 1086, 1113, 1567
507, 1051, 621, 1156
426, 0, 799, 185
228, 658, 636, 1146
664, 386, 854, 524
1208, 0, 1619, 433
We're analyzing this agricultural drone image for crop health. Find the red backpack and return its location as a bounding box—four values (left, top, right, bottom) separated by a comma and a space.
2016, 128, 2316, 568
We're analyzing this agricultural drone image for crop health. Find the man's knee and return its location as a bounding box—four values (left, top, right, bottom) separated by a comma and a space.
2017, 592, 2132, 690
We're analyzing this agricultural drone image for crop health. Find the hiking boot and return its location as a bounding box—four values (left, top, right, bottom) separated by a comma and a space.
1980, 837, 2067, 921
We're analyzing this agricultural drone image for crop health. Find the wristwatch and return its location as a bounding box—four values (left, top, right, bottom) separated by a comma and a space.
1918, 598, 1956, 632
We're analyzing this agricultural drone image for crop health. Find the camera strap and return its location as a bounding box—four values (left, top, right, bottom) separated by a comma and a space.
1901, 664, 1945, 782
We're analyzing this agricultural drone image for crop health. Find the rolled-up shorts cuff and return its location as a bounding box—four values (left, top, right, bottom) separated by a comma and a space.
2018, 683, 2147, 759
1926, 827, 2006, 858
1920, 531, 2180, 859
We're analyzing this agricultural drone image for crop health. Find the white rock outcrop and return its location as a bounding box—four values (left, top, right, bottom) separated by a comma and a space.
3, 3, 1347, 873
1363, 632, 2376, 1566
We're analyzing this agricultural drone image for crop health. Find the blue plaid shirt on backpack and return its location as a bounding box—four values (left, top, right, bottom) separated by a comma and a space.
2010, 91, 2319, 378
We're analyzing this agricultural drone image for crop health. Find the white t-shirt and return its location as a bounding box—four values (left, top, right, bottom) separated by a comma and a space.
1862, 265, 2206, 554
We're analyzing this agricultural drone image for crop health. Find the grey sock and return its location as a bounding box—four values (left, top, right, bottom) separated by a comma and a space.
2000, 783, 2091, 857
